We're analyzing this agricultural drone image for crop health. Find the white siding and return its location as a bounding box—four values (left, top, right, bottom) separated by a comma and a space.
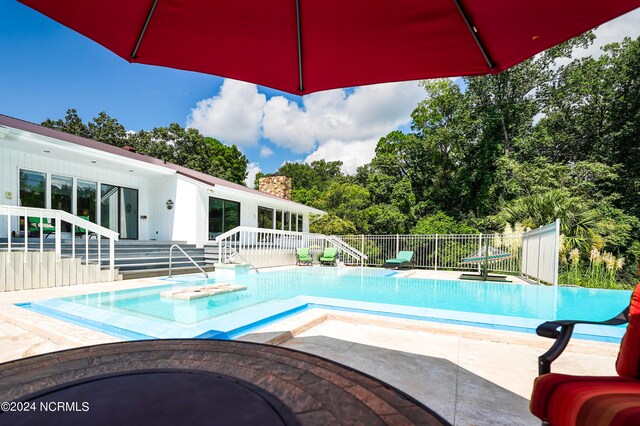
0, 144, 151, 240
1, 133, 318, 246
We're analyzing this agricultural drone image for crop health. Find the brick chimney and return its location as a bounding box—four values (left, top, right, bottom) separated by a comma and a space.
259, 176, 291, 200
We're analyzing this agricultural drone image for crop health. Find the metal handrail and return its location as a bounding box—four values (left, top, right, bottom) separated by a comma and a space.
327, 235, 368, 261
169, 244, 208, 278
223, 243, 259, 273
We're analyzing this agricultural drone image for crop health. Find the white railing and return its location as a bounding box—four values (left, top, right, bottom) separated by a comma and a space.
336, 233, 524, 274
212, 226, 367, 266
0, 205, 119, 280
211, 227, 528, 274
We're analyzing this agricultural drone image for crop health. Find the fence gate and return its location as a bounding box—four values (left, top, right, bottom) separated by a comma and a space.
520, 219, 560, 285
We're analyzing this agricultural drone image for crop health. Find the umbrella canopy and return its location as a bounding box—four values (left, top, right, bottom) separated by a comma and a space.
20, 0, 638, 95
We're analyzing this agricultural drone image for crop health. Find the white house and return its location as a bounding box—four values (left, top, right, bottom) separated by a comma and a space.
0, 114, 325, 248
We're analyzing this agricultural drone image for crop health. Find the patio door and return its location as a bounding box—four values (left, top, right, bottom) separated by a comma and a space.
100, 184, 138, 239
208, 197, 240, 239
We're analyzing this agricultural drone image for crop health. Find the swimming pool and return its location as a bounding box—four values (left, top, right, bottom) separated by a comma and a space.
24, 267, 631, 342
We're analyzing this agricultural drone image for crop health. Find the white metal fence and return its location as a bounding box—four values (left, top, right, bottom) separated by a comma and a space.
211, 226, 367, 267
336, 233, 524, 274
210, 226, 558, 278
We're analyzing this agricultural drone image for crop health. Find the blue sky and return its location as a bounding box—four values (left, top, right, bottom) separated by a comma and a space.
2, 2, 639, 184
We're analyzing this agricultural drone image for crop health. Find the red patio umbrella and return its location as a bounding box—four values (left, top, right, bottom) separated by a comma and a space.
19, 0, 639, 95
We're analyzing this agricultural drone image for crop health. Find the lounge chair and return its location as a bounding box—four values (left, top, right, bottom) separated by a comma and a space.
27, 216, 56, 238
459, 240, 512, 282
383, 251, 414, 269
319, 247, 338, 266
530, 283, 639, 425
296, 247, 313, 266
75, 215, 97, 238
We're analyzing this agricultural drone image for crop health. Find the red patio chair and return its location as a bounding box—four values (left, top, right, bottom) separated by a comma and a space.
530, 283, 640, 426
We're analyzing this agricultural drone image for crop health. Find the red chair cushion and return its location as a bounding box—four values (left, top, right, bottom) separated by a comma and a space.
531, 374, 640, 425
616, 283, 640, 378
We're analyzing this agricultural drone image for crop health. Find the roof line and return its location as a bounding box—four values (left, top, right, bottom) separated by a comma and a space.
0, 113, 326, 213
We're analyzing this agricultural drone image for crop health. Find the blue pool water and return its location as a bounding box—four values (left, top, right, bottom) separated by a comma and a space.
25, 267, 631, 341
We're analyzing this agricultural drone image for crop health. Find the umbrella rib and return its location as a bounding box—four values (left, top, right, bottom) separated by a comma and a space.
295, 0, 304, 93
131, 0, 160, 60
453, 0, 494, 69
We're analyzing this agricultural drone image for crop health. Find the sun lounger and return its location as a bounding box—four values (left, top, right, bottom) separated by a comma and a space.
383, 251, 415, 269
27, 216, 56, 238
319, 247, 338, 266
296, 247, 313, 265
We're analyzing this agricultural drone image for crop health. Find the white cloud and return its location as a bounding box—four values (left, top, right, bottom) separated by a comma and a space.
262, 81, 424, 155
186, 79, 266, 147
304, 139, 378, 175
259, 146, 274, 158
245, 162, 262, 187
260, 81, 426, 172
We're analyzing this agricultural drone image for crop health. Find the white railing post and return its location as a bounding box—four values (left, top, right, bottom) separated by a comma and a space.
434, 234, 438, 270
71, 216, 76, 259
109, 237, 115, 280
24, 207, 28, 255
54, 211, 61, 261
7, 209, 11, 254
39, 210, 43, 251
478, 234, 482, 273
85, 230, 89, 265
361, 235, 365, 267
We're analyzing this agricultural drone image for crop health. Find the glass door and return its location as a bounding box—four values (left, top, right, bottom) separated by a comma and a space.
100, 184, 138, 239
100, 184, 119, 233
120, 188, 138, 240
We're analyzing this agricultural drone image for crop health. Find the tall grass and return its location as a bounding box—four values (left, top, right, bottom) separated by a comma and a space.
559, 247, 629, 289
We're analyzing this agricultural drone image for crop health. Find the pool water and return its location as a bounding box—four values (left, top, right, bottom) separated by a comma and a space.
27, 267, 631, 341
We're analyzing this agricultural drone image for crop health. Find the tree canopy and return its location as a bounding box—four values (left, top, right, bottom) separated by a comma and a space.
42, 110, 249, 185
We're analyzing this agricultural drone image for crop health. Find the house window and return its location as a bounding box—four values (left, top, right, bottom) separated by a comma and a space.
297, 214, 303, 232
258, 206, 274, 229
209, 197, 240, 239
275, 210, 283, 230
77, 180, 97, 223
19, 169, 46, 208
284, 211, 290, 231
51, 175, 73, 231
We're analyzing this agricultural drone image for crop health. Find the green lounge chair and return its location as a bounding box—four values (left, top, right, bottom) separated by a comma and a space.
75, 215, 97, 238
296, 247, 313, 266
319, 247, 338, 266
383, 251, 414, 269
27, 216, 56, 238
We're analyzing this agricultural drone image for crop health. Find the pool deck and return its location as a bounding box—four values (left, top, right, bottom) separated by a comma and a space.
0, 268, 619, 425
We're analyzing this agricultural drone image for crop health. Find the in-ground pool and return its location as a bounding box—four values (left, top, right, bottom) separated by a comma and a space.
24, 267, 631, 342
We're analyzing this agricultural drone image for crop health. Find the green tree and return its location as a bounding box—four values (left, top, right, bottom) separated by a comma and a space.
310, 214, 357, 235
411, 212, 478, 235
